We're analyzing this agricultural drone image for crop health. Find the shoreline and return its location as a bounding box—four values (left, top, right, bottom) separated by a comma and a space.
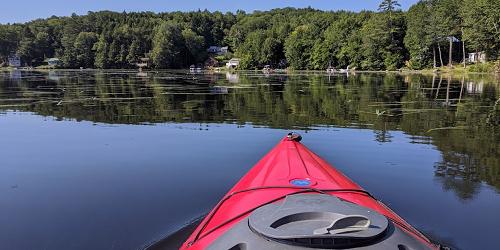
2, 67, 498, 76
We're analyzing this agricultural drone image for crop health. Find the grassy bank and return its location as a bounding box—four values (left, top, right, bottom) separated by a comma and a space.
411, 61, 500, 75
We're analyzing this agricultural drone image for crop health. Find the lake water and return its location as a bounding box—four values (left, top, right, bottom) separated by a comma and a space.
0, 70, 498, 250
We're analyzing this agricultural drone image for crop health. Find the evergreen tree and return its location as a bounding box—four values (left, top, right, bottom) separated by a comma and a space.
461, 0, 500, 59
433, 0, 462, 66
378, 0, 401, 12
405, 1, 434, 69
151, 21, 184, 68
74, 32, 98, 68
107, 40, 120, 67
17, 26, 36, 66
94, 35, 109, 68
182, 28, 206, 65
127, 39, 141, 66
0, 25, 19, 64
284, 25, 317, 69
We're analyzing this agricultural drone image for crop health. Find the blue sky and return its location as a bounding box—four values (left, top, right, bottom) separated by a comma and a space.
1, 0, 419, 24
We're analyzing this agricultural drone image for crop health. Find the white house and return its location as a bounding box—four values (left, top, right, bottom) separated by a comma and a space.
8, 55, 21, 67
468, 52, 486, 63
226, 58, 240, 69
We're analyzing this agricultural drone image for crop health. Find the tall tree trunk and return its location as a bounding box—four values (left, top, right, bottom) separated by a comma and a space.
438, 43, 444, 67
433, 46, 437, 68
462, 28, 466, 68
448, 37, 453, 68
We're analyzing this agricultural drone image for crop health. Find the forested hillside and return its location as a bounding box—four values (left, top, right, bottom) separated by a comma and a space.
0, 0, 498, 70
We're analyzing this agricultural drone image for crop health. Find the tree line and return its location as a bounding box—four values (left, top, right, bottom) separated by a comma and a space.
0, 0, 498, 70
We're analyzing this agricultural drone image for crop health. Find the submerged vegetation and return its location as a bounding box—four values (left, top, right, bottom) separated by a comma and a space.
0, 0, 499, 71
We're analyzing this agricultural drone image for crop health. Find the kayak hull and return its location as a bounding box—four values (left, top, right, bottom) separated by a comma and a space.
181, 137, 437, 249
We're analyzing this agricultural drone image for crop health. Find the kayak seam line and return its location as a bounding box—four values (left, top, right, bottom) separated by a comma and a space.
294, 142, 311, 176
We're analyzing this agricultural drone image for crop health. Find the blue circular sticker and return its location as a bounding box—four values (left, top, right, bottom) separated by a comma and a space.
290, 179, 311, 187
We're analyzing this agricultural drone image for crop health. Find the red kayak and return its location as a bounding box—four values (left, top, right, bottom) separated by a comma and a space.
181, 133, 440, 250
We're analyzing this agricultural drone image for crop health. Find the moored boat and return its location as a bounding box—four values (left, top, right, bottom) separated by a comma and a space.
181, 133, 441, 250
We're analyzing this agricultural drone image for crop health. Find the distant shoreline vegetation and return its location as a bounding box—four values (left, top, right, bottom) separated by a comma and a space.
0, 0, 499, 73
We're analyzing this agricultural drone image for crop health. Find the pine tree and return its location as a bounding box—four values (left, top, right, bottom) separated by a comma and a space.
94, 35, 109, 69
378, 0, 401, 13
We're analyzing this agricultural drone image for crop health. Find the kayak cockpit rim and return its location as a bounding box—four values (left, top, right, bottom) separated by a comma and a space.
188, 186, 380, 246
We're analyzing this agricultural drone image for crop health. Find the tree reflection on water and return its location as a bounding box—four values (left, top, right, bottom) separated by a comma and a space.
0, 70, 498, 199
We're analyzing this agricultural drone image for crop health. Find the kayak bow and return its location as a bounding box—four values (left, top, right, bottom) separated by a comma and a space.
181, 133, 439, 250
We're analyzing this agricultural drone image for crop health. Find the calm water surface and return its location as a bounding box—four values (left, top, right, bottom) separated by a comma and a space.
0, 70, 498, 250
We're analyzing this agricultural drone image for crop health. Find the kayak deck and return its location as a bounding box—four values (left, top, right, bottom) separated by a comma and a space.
181, 136, 436, 249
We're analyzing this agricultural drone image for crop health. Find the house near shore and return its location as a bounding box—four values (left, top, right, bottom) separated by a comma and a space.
226, 58, 240, 69
8, 54, 21, 67
207, 46, 219, 53
207, 46, 229, 55
47, 58, 62, 67
468, 52, 486, 63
